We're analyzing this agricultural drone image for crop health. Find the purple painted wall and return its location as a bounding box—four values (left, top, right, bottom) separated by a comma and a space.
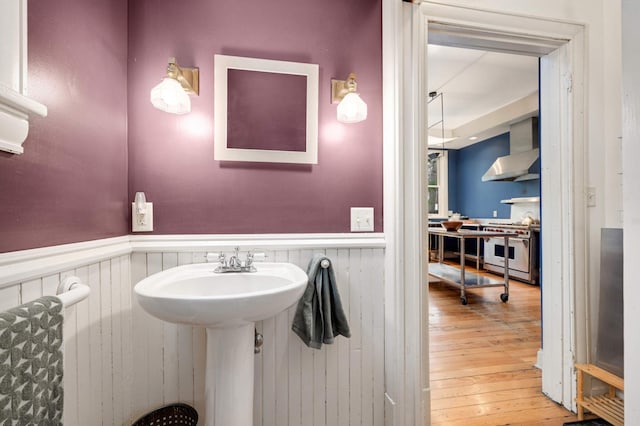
0, 0, 129, 252
127, 0, 383, 234
0, 0, 382, 253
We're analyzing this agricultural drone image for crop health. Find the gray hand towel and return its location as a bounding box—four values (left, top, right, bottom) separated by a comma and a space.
292, 254, 351, 349
0, 296, 64, 424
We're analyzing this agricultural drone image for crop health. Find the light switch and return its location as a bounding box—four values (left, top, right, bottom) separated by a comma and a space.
351, 207, 374, 232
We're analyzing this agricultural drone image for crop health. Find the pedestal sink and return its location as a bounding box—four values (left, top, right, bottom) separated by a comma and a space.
134, 262, 308, 426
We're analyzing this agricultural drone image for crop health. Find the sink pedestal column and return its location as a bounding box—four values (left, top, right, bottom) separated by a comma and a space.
205, 324, 255, 426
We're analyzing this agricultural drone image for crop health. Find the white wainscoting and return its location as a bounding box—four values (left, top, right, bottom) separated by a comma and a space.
130, 246, 386, 426
0, 235, 385, 426
0, 252, 135, 426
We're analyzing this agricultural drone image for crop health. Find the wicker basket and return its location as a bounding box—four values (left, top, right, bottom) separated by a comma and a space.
131, 403, 198, 426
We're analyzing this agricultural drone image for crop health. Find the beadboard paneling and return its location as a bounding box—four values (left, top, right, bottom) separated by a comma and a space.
0, 254, 134, 426
130, 247, 385, 426
0, 238, 385, 426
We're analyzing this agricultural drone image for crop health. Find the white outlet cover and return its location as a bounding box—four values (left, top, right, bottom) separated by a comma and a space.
132, 202, 154, 232
351, 207, 374, 232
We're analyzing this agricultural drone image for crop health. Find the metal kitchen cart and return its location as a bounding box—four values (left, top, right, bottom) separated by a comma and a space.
428, 228, 517, 305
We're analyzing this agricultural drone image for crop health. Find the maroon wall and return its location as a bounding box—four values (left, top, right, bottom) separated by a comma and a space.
0, 0, 129, 252
0, 0, 382, 253
127, 0, 383, 234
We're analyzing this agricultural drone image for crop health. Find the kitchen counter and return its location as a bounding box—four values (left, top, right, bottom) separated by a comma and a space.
428, 223, 483, 266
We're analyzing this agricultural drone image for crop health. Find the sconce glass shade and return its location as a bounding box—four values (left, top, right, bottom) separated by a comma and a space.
150, 77, 191, 114
337, 92, 367, 123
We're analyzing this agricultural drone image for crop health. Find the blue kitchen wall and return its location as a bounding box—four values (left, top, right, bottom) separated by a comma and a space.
449, 132, 540, 218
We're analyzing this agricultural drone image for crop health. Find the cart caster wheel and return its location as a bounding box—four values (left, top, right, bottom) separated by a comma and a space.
500, 293, 509, 303
461, 296, 468, 305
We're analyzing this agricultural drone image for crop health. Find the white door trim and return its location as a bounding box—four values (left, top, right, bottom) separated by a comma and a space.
382, 2, 423, 425
382, 2, 588, 424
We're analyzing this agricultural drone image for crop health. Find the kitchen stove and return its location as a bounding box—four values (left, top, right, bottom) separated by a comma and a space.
483, 222, 538, 284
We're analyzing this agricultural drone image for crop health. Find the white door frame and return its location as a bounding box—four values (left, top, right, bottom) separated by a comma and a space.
382, 2, 588, 424
382, 3, 430, 425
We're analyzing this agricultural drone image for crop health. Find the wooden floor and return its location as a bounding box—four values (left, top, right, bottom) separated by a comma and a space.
428, 266, 580, 425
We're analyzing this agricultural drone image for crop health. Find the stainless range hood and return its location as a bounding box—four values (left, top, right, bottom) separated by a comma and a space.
482, 117, 539, 182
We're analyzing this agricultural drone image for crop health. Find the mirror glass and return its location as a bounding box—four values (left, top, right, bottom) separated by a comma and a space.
214, 55, 319, 164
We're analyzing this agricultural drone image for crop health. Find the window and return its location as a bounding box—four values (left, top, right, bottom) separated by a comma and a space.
0, 0, 47, 154
427, 150, 448, 217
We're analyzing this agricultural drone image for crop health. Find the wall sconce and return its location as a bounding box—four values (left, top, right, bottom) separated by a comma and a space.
150, 57, 199, 114
331, 73, 367, 123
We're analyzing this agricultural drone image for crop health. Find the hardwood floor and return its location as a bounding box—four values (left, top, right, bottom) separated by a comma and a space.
428, 266, 580, 425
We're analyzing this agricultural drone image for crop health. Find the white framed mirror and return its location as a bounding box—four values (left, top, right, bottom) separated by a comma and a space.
214, 54, 319, 164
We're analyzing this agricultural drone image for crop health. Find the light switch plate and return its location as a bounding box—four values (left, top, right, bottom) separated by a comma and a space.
351, 207, 374, 232
132, 202, 153, 232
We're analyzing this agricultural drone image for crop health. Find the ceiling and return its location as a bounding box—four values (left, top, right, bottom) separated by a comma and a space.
427, 44, 539, 149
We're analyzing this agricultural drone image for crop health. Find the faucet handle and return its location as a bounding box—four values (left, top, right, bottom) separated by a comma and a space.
249, 251, 267, 262
246, 251, 254, 267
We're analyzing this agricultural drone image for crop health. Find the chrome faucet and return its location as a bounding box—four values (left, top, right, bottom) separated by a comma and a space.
213, 247, 258, 273
228, 247, 242, 268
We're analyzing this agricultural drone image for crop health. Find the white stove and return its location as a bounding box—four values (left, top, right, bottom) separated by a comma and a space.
483, 222, 538, 284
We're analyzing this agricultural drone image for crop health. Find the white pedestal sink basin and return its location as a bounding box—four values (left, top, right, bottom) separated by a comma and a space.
134, 262, 308, 426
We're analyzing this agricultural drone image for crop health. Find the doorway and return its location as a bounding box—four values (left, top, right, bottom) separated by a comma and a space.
381, 3, 588, 425
420, 1, 587, 414
426, 41, 545, 421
